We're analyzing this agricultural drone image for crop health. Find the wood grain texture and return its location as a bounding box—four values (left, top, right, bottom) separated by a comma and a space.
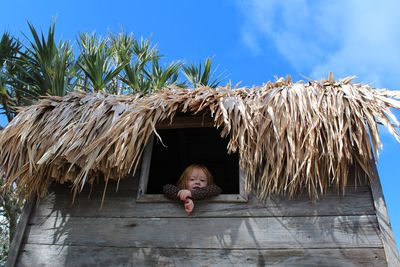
137, 135, 153, 200
48, 169, 369, 196
48, 175, 137, 195
6, 195, 36, 267
155, 115, 215, 129
17, 244, 387, 267
34, 186, 375, 218
136, 194, 248, 203
21, 172, 382, 266
25, 215, 382, 249
370, 162, 400, 267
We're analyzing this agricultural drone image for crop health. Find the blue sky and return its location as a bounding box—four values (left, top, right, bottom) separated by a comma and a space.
1, 0, 399, 251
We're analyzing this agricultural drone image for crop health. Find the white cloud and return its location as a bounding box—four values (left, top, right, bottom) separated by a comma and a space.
236, 0, 400, 88
240, 29, 261, 55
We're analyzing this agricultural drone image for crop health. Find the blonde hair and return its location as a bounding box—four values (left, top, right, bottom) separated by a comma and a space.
177, 164, 213, 189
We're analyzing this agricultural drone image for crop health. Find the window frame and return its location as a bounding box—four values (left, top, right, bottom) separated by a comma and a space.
136, 116, 248, 203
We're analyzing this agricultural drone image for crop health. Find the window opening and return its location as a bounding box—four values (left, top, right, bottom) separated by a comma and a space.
137, 115, 247, 202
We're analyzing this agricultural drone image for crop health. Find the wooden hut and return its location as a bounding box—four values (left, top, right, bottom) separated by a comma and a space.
1, 77, 400, 266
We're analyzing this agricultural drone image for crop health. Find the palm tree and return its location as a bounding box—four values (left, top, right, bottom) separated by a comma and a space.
110, 31, 135, 94
0, 32, 23, 265
13, 22, 75, 100
183, 57, 224, 88
77, 33, 128, 92
146, 59, 184, 92
120, 36, 185, 94
0, 32, 22, 121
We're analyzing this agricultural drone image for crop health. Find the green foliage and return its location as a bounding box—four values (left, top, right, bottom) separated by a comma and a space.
0, 32, 21, 67
0, 32, 22, 121
0, 174, 22, 266
0, 220, 8, 267
183, 57, 224, 88
15, 22, 75, 100
1, 22, 227, 112
119, 35, 185, 94
77, 33, 127, 92
147, 60, 184, 91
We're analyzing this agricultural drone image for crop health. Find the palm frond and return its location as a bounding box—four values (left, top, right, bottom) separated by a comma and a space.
183, 57, 225, 88
77, 33, 128, 92
13, 22, 74, 99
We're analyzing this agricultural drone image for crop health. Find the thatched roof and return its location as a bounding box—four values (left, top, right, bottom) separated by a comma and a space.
1, 77, 400, 200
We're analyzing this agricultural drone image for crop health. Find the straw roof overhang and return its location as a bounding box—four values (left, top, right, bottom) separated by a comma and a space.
1, 77, 400, 200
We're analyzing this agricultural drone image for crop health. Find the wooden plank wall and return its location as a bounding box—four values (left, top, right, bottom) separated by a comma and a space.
15, 176, 388, 267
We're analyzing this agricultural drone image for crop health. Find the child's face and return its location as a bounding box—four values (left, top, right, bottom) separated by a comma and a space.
186, 168, 208, 190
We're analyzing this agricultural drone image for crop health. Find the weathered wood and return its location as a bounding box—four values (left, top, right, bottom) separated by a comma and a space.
48, 174, 137, 195
48, 171, 368, 197
17, 244, 387, 267
34, 186, 375, 218
137, 135, 153, 200
25, 215, 382, 249
239, 167, 248, 200
156, 115, 214, 129
370, 161, 400, 267
136, 193, 248, 203
6, 195, 36, 267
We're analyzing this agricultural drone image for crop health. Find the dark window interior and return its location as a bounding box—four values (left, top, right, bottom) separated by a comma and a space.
147, 127, 239, 194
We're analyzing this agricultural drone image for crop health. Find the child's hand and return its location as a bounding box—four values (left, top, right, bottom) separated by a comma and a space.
177, 189, 192, 201
184, 199, 194, 214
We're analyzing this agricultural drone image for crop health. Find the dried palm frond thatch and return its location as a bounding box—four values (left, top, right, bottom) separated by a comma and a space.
0, 76, 399, 200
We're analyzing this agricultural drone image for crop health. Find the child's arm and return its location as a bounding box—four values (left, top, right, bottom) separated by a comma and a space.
191, 184, 222, 200
162, 184, 181, 201
184, 198, 194, 214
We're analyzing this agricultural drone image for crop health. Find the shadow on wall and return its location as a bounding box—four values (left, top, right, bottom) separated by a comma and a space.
17, 173, 387, 266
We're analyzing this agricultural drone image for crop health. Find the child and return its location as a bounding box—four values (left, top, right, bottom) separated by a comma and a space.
163, 164, 221, 214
